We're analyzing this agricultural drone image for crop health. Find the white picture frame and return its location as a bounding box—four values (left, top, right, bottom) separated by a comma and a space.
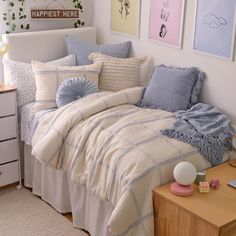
148, 0, 186, 49
110, 0, 141, 38
193, 0, 236, 61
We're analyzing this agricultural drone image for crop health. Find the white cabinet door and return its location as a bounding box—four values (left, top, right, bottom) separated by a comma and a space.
0, 116, 17, 140
0, 161, 19, 187
0, 139, 18, 164
0, 92, 16, 117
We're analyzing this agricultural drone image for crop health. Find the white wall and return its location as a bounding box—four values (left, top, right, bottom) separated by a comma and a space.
92, 0, 236, 123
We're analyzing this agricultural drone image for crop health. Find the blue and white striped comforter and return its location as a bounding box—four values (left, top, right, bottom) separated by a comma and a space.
31, 86, 213, 236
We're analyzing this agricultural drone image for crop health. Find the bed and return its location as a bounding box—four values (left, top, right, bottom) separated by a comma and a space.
2, 27, 235, 236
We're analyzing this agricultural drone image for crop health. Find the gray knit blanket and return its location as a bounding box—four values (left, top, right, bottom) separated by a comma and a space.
162, 103, 236, 166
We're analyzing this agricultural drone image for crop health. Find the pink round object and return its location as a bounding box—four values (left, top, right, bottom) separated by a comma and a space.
170, 182, 193, 196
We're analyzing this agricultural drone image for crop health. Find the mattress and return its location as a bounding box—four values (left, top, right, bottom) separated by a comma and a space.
20, 103, 55, 145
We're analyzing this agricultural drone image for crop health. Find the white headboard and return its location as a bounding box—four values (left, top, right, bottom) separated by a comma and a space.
2, 27, 96, 63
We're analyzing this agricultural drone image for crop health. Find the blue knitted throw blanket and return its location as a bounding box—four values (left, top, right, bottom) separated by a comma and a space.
161, 103, 236, 166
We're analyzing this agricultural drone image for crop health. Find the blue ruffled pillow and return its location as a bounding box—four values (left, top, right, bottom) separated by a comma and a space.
56, 77, 99, 107
141, 65, 205, 112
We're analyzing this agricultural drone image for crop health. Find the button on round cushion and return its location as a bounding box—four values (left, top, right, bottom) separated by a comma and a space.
56, 77, 99, 107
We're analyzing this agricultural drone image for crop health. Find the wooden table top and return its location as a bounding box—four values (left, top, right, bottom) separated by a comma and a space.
0, 84, 16, 93
153, 162, 236, 227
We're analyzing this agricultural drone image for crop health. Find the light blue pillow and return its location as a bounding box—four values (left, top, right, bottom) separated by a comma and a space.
56, 77, 99, 107
141, 65, 205, 112
65, 36, 131, 65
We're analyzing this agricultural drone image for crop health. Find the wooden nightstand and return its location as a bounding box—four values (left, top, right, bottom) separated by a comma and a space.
0, 84, 22, 188
153, 163, 236, 236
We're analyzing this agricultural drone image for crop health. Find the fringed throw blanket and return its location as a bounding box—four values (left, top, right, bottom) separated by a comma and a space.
162, 103, 236, 166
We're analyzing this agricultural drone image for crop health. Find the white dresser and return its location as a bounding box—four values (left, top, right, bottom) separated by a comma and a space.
0, 84, 21, 188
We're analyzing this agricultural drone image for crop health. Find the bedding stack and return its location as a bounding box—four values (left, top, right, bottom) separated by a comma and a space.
3, 28, 236, 236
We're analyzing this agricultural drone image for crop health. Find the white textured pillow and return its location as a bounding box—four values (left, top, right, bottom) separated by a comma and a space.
3, 55, 76, 108
89, 52, 146, 91
31, 61, 103, 112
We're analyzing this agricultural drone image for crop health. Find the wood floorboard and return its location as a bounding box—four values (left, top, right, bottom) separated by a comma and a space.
0, 182, 18, 190
62, 213, 73, 222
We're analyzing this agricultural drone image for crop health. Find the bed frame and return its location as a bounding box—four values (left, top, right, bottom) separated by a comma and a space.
2, 27, 236, 236
2, 27, 115, 236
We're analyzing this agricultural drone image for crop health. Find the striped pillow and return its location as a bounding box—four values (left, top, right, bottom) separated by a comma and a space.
31, 60, 102, 112
89, 53, 146, 91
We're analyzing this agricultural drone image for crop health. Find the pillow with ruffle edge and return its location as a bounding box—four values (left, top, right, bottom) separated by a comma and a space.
190, 71, 205, 106
140, 64, 206, 112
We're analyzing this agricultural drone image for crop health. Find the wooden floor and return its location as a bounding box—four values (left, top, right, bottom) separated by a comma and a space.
63, 212, 73, 222
0, 182, 19, 191
62, 213, 90, 235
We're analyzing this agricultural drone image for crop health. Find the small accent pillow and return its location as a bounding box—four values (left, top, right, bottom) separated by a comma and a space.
65, 36, 131, 65
3, 55, 76, 108
31, 60, 103, 112
56, 77, 99, 107
141, 65, 205, 112
89, 52, 146, 91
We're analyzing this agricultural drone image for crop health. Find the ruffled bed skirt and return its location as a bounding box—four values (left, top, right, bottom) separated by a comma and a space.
24, 144, 113, 236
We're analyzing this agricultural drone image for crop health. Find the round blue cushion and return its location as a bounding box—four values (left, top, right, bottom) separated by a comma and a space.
56, 77, 99, 107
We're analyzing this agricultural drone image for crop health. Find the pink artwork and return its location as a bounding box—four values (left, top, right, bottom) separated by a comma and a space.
149, 0, 185, 48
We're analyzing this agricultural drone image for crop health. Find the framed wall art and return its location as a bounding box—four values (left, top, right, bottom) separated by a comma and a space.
148, 0, 186, 48
193, 0, 236, 60
111, 0, 140, 37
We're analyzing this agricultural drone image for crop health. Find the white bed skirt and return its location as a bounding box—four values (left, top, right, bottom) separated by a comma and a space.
24, 143, 236, 236
24, 144, 113, 236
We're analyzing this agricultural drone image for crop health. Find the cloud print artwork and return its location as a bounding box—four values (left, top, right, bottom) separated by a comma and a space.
203, 13, 227, 29
193, 0, 236, 60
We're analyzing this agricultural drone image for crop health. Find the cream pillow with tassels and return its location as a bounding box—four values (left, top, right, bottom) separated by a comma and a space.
32, 60, 103, 112
89, 52, 146, 91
